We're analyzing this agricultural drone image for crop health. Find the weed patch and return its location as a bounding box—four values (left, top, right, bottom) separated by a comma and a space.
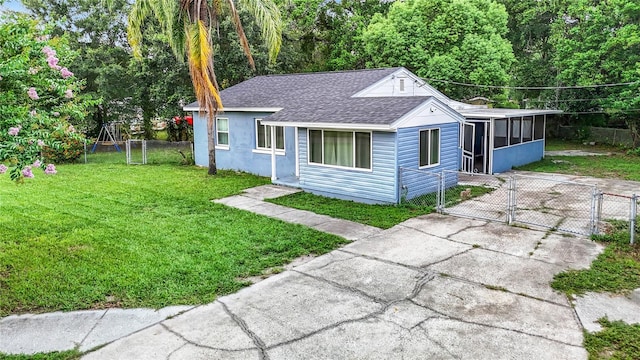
584, 318, 640, 360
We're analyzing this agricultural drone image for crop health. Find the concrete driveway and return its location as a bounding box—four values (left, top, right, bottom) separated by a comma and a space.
83, 213, 602, 360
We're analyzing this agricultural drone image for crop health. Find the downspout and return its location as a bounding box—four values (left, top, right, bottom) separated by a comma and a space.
271, 125, 277, 181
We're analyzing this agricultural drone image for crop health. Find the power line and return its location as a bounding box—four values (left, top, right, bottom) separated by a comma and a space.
526, 96, 639, 103
421, 78, 640, 90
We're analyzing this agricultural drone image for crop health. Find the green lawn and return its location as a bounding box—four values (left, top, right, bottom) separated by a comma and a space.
0, 163, 346, 316
266, 185, 493, 229
0, 350, 80, 360
584, 319, 640, 360
517, 141, 640, 181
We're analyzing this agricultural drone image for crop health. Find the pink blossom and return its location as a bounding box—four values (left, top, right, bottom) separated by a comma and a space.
22, 166, 34, 178
47, 56, 61, 70
30, 110, 37, 117
33, 159, 42, 168
37, 139, 45, 147
0, 164, 7, 174
44, 164, 57, 175
60, 67, 74, 79
36, 35, 48, 42
27, 87, 39, 100
29, 67, 39, 75
67, 124, 75, 133
42, 46, 56, 57
64, 89, 73, 98
52, 112, 60, 116
8, 126, 21, 136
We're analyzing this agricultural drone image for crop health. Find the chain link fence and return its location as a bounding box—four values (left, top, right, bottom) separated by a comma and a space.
398, 168, 639, 240
84, 140, 193, 165
512, 174, 597, 235
442, 170, 511, 223
597, 192, 639, 244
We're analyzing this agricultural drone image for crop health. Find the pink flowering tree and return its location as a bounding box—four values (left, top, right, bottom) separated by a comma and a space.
0, 14, 98, 181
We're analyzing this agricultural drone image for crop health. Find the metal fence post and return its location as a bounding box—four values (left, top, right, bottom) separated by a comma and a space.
438, 171, 445, 213
631, 194, 637, 245
590, 188, 600, 235
507, 176, 515, 225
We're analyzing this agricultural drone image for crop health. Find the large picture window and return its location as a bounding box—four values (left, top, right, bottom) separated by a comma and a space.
216, 118, 229, 147
308, 130, 371, 170
419, 128, 440, 167
256, 119, 284, 151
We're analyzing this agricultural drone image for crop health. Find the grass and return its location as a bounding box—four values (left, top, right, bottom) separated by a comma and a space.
544, 139, 622, 153
0, 350, 81, 360
0, 161, 347, 316
584, 319, 640, 360
516, 139, 640, 181
266, 185, 493, 229
551, 219, 640, 295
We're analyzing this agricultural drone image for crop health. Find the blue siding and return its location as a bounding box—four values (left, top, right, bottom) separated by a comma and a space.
492, 140, 544, 174
192, 112, 296, 178
397, 123, 460, 201
298, 129, 398, 204
193, 114, 208, 166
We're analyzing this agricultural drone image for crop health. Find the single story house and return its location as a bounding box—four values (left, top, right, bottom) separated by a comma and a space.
184, 67, 560, 204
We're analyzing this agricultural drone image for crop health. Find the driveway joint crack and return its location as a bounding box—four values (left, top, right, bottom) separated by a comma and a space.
217, 301, 270, 360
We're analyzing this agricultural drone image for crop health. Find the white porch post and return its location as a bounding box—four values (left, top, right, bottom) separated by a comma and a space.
294, 127, 300, 177
271, 125, 277, 181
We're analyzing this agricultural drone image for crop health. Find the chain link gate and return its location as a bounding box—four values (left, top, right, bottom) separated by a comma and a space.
595, 192, 639, 244
398, 168, 605, 237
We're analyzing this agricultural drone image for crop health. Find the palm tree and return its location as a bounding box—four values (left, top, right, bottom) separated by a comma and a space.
127, 0, 282, 174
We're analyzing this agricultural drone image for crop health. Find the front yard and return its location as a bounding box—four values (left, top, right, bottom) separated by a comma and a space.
0, 163, 347, 316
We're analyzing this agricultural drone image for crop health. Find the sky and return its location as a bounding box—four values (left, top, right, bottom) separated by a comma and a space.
0, 0, 28, 13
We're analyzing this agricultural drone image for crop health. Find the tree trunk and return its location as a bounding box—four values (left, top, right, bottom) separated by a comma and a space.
207, 116, 217, 175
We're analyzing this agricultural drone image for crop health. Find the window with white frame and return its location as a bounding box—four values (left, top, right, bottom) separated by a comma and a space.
308, 130, 371, 170
419, 128, 440, 167
216, 118, 229, 147
256, 119, 284, 151
534, 115, 545, 140
510, 117, 522, 145
494, 119, 508, 148
522, 116, 533, 142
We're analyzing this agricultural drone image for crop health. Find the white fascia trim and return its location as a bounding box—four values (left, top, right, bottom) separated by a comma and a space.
182, 106, 283, 113
459, 109, 563, 119
391, 97, 465, 129
259, 121, 397, 132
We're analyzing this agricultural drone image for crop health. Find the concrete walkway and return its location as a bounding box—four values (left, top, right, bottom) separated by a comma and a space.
2, 183, 638, 359
213, 185, 381, 241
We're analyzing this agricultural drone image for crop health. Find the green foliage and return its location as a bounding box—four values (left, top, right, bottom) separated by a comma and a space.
0, 350, 81, 360
41, 126, 85, 163
584, 318, 640, 360
0, 165, 346, 316
0, 14, 97, 181
267, 191, 433, 229
552, 219, 640, 295
361, 0, 515, 100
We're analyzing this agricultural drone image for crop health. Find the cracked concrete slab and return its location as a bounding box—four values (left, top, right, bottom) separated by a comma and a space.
412, 276, 584, 346
312, 219, 381, 241
416, 318, 587, 360
162, 302, 256, 351
530, 233, 604, 269
274, 209, 335, 227
80, 306, 193, 351
398, 213, 487, 238
0, 310, 105, 354
168, 344, 261, 360
447, 221, 544, 257
267, 317, 449, 360
573, 292, 640, 332
82, 324, 185, 360
297, 252, 427, 302
243, 202, 296, 217
377, 300, 439, 330
429, 248, 569, 304
218, 271, 383, 348
343, 226, 471, 267
212, 195, 262, 209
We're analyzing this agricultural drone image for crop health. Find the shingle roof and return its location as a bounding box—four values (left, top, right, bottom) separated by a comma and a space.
185, 68, 432, 126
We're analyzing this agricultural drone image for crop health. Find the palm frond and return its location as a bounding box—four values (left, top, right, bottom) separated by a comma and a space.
186, 20, 222, 117
225, 0, 255, 69
127, 0, 152, 58
237, 0, 282, 63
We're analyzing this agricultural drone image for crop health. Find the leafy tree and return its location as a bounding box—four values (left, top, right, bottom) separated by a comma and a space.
361, 0, 515, 100
0, 14, 97, 181
128, 0, 283, 174
551, 0, 640, 144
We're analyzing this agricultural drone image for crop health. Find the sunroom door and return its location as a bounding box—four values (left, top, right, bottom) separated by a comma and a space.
462, 123, 475, 173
